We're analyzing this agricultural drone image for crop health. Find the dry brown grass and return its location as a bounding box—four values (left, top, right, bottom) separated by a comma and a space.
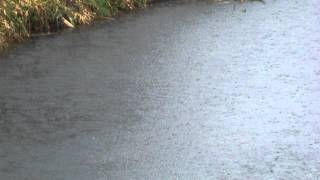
0, 0, 147, 49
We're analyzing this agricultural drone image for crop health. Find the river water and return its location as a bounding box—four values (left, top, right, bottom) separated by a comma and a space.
0, 0, 320, 179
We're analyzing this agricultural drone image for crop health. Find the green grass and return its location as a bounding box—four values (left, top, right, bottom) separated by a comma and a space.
0, 0, 147, 50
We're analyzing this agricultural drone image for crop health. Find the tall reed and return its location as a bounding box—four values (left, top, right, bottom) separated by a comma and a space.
0, 0, 147, 50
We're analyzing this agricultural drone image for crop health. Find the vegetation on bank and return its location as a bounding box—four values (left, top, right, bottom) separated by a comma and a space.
0, 0, 147, 50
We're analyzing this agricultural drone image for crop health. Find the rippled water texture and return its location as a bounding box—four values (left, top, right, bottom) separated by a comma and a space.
0, 0, 320, 179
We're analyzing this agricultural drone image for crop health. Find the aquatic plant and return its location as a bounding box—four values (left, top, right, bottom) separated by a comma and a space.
0, 0, 147, 50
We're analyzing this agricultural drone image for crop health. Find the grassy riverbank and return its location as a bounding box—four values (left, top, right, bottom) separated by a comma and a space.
0, 0, 147, 50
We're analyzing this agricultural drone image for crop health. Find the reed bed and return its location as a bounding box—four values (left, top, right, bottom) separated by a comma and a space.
0, 0, 147, 50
